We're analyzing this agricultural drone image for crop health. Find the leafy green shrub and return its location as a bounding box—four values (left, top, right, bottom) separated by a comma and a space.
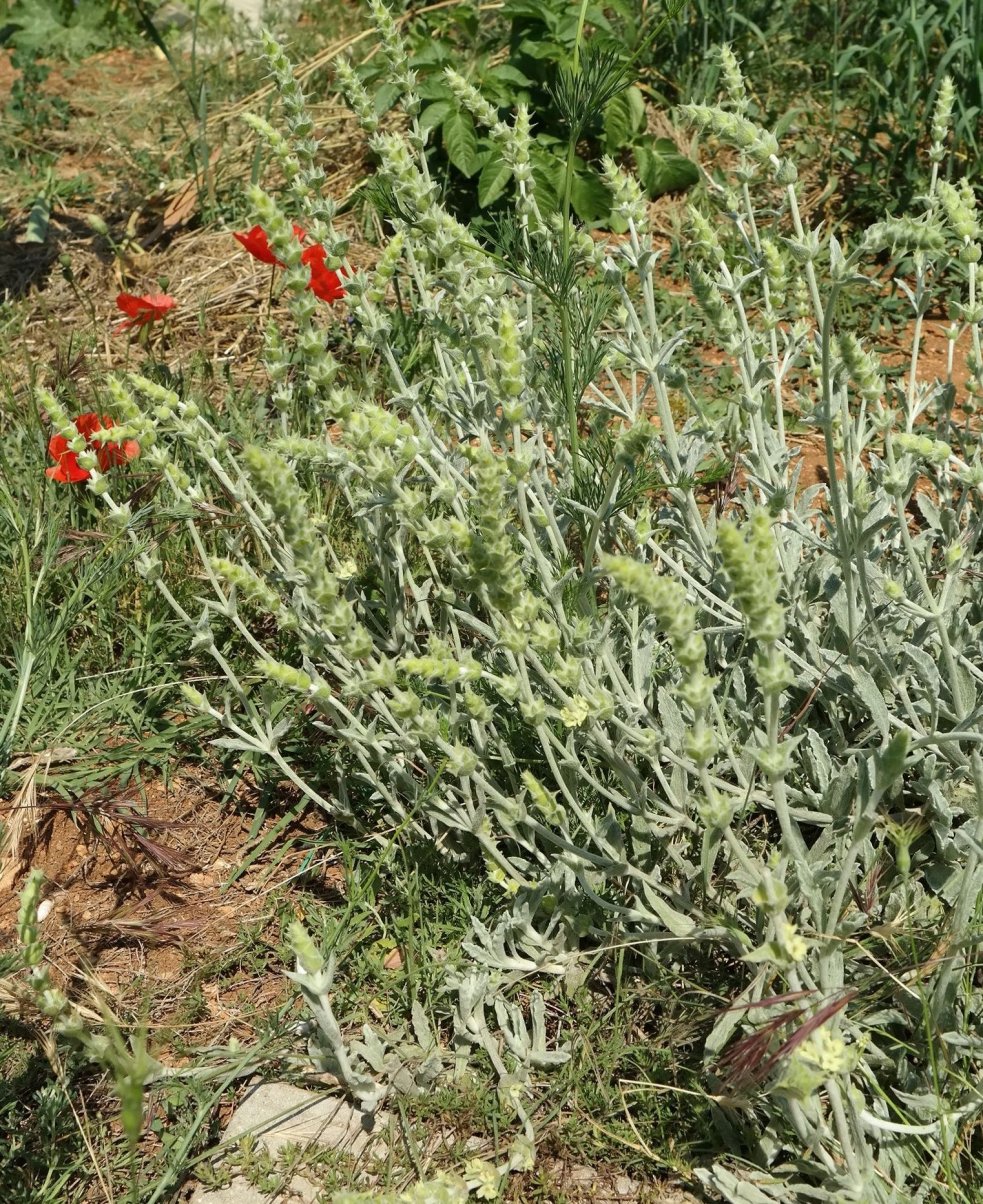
2, 50, 69, 145
1, 0, 138, 58
659, 0, 983, 231
38, 12, 983, 1202
357, 0, 696, 224
824, 0, 983, 225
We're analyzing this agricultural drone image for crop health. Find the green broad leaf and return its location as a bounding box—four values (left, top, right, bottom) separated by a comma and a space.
373, 82, 401, 116
585, 4, 613, 28
477, 156, 513, 208
503, 0, 552, 19
443, 109, 481, 177
633, 136, 699, 198
556, 12, 581, 43
450, 4, 479, 37
409, 43, 453, 68
417, 76, 455, 101
603, 86, 646, 153
8, 0, 107, 59
570, 170, 612, 222
517, 37, 567, 62
603, 93, 631, 152
23, 196, 50, 245
530, 149, 561, 213
850, 665, 891, 738
420, 100, 453, 134
485, 64, 533, 87
626, 85, 646, 133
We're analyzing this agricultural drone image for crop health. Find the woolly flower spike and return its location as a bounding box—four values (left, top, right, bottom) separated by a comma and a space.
366, 0, 409, 76
464, 1158, 502, 1201
936, 179, 981, 243
759, 237, 788, 302
496, 306, 526, 409
114, 292, 176, 333
688, 206, 725, 266
690, 265, 738, 345
718, 46, 748, 111
333, 56, 378, 132
444, 68, 498, 128
603, 555, 713, 712
717, 512, 785, 643
838, 333, 884, 403
601, 156, 647, 230
930, 76, 955, 161
288, 920, 325, 976
233, 223, 307, 266
680, 103, 779, 165
46, 413, 140, 483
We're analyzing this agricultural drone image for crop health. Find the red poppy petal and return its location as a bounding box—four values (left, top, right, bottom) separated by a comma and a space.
115, 293, 146, 317
234, 226, 281, 266
307, 260, 347, 303
96, 438, 136, 470
142, 294, 176, 316
76, 413, 105, 438
112, 294, 175, 333
46, 450, 90, 483
300, 243, 326, 268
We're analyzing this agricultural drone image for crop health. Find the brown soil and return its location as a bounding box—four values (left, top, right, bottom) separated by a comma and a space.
1, 32, 374, 402
0, 764, 343, 1051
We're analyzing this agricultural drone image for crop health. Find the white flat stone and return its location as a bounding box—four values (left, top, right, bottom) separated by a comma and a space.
189, 1175, 321, 1204
223, 0, 266, 26
289, 1175, 319, 1203
569, 1164, 597, 1184
189, 1177, 269, 1204
224, 1082, 390, 1159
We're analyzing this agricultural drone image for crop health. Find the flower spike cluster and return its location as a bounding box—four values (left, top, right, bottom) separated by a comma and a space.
233, 222, 347, 304
46, 413, 140, 483
233, 222, 308, 265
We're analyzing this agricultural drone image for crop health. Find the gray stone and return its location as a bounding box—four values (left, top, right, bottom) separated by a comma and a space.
569, 1164, 598, 1185
152, 1, 193, 31
223, 0, 265, 26
224, 1082, 390, 1159
189, 1174, 322, 1204
288, 1175, 319, 1203
189, 1178, 269, 1204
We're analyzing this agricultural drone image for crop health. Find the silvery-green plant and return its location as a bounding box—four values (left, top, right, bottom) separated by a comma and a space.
48, 12, 983, 1199
15, 870, 160, 1151
286, 921, 542, 1202
286, 921, 445, 1111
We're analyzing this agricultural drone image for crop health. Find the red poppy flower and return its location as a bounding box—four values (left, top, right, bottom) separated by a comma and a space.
114, 292, 176, 333
233, 223, 307, 267
46, 413, 140, 483
301, 244, 347, 303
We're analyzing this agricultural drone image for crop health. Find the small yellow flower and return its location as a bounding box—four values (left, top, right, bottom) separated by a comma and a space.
560, 695, 591, 728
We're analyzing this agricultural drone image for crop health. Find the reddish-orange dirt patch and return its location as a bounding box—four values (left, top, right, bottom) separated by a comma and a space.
0, 765, 343, 1050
